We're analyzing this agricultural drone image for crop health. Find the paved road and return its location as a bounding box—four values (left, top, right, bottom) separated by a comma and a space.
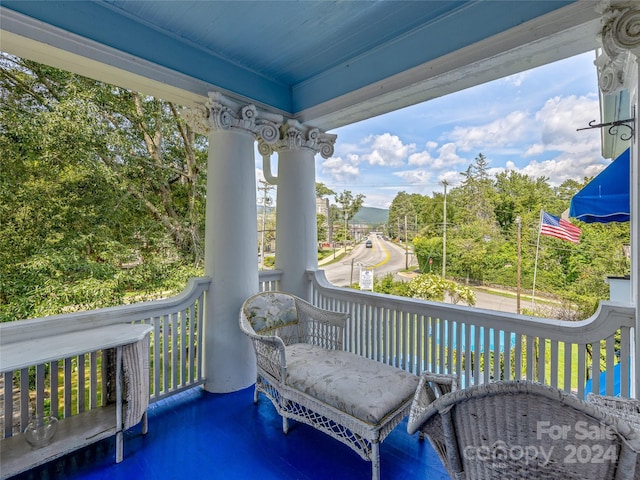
320, 235, 409, 287
321, 237, 521, 314
469, 289, 519, 314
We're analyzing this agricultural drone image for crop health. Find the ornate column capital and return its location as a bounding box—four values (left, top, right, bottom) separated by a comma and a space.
181, 92, 282, 146
599, 1, 640, 56
258, 119, 337, 159
596, 1, 640, 94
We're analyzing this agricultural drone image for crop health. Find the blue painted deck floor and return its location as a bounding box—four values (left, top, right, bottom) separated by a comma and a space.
12, 386, 449, 480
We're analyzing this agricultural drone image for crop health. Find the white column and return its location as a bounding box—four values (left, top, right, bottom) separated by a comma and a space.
633, 56, 639, 398
599, 2, 640, 397
275, 147, 317, 298
187, 93, 281, 393
264, 120, 336, 299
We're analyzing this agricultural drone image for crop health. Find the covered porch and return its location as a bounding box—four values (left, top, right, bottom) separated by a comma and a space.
1, 1, 640, 479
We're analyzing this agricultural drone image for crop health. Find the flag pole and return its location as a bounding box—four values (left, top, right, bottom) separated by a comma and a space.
531, 209, 543, 310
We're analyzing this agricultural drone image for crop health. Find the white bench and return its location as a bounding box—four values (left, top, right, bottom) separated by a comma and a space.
0, 324, 152, 478
239, 292, 420, 480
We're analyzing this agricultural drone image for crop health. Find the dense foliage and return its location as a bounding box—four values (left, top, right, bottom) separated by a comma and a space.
387, 154, 630, 317
1, 55, 207, 321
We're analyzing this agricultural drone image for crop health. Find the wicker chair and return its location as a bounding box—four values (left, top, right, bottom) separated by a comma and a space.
587, 394, 640, 431
408, 372, 459, 461
407, 380, 640, 479
588, 393, 640, 478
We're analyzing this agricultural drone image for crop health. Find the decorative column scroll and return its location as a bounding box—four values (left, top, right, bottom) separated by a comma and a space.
182, 92, 283, 146
596, 1, 640, 94
258, 118, 337, 159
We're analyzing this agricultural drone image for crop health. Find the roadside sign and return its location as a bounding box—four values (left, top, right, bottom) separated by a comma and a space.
359, 267, 374, 291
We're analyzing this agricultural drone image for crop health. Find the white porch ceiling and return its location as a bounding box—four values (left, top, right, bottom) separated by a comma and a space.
0, 1, 601, 130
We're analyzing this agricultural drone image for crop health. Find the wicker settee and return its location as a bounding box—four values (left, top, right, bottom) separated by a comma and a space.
239, 291, 420, 480
407, 380, 640, 479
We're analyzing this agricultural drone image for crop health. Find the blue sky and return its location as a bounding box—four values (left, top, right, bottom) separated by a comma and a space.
258, 51, 607, 209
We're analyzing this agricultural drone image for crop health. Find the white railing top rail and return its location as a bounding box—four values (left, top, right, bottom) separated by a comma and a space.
259, 269, 283, 283
0, 277, 211, 345
307, 270, 635, 344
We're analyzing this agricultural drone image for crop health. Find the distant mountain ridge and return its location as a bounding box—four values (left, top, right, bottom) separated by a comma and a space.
259, 204, 388, 226
353, 207, 388, 226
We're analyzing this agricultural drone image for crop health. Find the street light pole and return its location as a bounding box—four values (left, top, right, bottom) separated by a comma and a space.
516, 215, 521, 314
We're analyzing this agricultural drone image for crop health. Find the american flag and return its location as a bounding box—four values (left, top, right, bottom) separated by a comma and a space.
540, 211, 581, 244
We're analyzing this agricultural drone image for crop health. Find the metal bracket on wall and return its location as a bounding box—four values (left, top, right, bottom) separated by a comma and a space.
577, 117, 635, 141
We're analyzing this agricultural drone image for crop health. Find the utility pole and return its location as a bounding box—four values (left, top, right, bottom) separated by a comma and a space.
442, 180, 448, 279
258, 180, 274, 270
516, 215, 521, 314
404, 214, 409, 270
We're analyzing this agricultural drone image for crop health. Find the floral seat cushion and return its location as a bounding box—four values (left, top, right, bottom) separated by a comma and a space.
285, 343, 419, 425
243, 292, 298, 333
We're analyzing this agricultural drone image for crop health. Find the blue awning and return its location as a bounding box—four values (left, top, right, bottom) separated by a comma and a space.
570, 148, 630, 223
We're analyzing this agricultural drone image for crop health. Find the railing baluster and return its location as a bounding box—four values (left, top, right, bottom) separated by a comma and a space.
162, 314, 170, 394
438, 317, 445, 374
20, 368, 29, 429
171, 312, 178, 390
537, 338, 546, 384
620, 326, 630, 397
591, 341, 600, 395
605, 335, 615, 396
455, 322, 462, 381
36, 364, 45, 418
493, 329, 500, 382
90, 352, 97, 409
77, 354, 85, 414
393, 310, 400, 369
504, 332, 512, 381
563, 342, 572, 393
180, 309, 187, 387
474, 326, 481, 385
577, 344, 586, 399
483, 328, 490, 384
50, 361, 59, 419
197, 292, 204, 382
3, 372, 13, 438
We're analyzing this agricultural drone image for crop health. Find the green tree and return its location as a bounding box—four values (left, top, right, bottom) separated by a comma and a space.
316, 182, 336, 198
0, 54, 207, 320
388, 191, 417, 240
334, 190, 365, 241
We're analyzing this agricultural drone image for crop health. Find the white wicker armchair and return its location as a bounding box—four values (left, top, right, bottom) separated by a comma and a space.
407, 380, 640, 479
587, 393, 640, 477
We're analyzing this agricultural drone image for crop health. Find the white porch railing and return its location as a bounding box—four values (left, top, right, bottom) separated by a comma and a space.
307, 270, 637, 399
1, 269, 634, 441
259, 269, 283, 292
0, 277, 210, 439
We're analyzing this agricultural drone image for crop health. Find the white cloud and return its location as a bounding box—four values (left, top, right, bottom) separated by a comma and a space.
506, 152, 605, 186
361, 133, 415, 167
447, 111, 531, 152
407, 151, 433, 166
392, 169, 433, 185
528, 94, 600, 156
320, 156, 360, 183
408, 142, 465, 169
503, 71, 530, 87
